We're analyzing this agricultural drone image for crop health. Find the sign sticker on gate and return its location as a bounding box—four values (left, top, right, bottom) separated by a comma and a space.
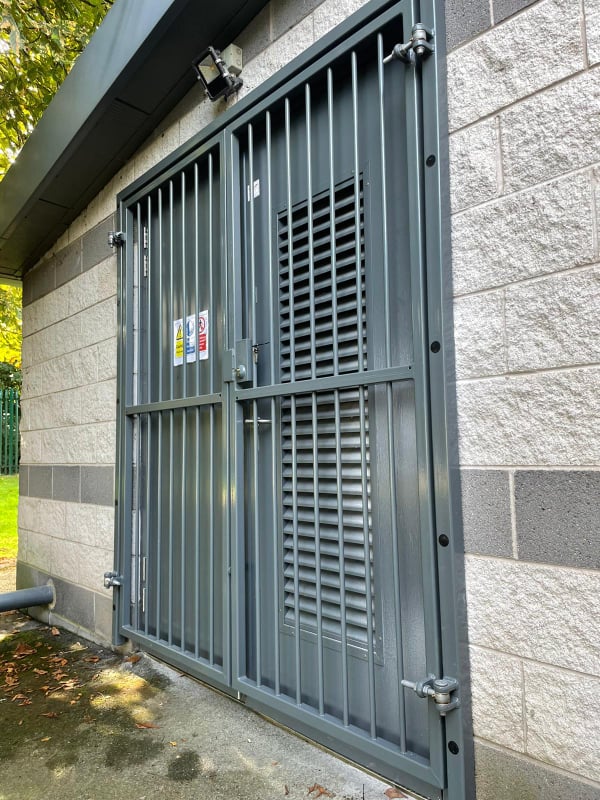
185, 314, 196, 363
198, 310, 209, 360
173, 318, 184, 366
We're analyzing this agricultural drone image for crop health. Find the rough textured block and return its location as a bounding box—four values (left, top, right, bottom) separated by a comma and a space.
79, 380, 116, 425
465, 555, 600, 675
50, 574, 95, 633
474, 740, 600, 800
95, 592, 114, 643
514, 470, 600, 569
95, 421, 117, 464
133, 124, 181, 181
447, 0, 583, 131
28, 466, 53, 499
41, 425, 96, 465
470, 646, 524, 750
313, 0, 368, 38
78, 544, 112, 592
29, 261, 55, 303
82, 215, 115, 272
54, 241, 81, 288
96, 337, 117, 381
525, 662, 600, 783
51, 537, 81, 583
501, 71, 600, 190
449, 118, 499, 213
78, 298, 117, 349
64, 502, 98, 546
235, 4, 272, 64
271, 0, 320, 40
453, 291, 506, 379
81, 466, 114, 507
19, 466, 29, 497
460, 470, 513, 557
69, 257, 117, 316
452, 172, 594, 295
52, 466, 81, 503
457, 369, 600, 466
586, 0, 600, 65
506, 266, 600, 372
493, 0, 537, 23
25, 531, 55, 573
96, 506, 116, 551
445, 0, 491, 51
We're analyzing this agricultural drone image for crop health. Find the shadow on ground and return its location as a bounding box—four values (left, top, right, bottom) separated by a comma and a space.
0, 611, 408, 800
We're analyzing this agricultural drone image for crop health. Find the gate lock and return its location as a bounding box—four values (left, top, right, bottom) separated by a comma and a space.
401, 675, 459, 716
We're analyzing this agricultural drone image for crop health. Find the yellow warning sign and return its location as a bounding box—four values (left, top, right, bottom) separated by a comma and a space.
173, 318, 184, 366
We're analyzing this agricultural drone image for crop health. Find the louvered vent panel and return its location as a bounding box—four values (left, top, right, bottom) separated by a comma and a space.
278, 177, 366, 382
279, 177, 373, 647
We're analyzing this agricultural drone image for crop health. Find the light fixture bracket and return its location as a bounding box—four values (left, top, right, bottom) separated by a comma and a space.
192, 46, 243, 101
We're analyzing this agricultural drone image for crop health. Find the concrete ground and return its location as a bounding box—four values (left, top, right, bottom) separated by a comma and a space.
0, 604, 416, 800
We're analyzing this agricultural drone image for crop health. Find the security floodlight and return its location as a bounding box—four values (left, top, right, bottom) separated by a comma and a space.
192, 46, 243, 102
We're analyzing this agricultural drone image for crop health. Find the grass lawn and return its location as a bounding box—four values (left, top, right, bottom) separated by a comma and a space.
0, 475, 19, 559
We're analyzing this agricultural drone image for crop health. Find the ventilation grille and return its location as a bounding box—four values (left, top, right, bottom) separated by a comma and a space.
279, 176, 373, 646
281, 390, 373, 646
278, 177, 366, 382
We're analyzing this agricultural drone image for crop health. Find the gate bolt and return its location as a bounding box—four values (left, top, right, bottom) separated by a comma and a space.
104, 571, 123, 589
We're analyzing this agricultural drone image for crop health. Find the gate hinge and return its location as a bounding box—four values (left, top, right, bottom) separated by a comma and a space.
383, 23, 434, 66
107, 231, 125, 248
401, 675, 459, 716
103, 571, 123, 589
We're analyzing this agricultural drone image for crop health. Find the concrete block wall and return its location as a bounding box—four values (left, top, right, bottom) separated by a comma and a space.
447, 0, 600, 798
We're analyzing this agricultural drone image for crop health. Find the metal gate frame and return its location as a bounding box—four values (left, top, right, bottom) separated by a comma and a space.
113, 1, 469, 797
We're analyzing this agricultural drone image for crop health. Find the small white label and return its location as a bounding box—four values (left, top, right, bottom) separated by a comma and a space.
247, 179, 261, 201
198, 310, 209, 361
173, 319, 184, 366
185, 314, 196, 363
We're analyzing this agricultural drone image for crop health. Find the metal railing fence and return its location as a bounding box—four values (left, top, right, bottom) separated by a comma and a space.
0, 389, 19, 475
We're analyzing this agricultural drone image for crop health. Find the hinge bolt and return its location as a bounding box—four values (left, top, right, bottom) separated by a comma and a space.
108, 231, 125, 248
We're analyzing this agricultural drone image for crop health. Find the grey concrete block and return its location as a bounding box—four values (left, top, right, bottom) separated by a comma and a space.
236, 5, 272, 65
82, 215, 115, 272
54, 241, 82, 288
453, 291, 506, 379
94, 592, 114, 643
29, 261, 55, 303
22, 276, 33, 307
449, 118, 499, 213
19, 466, 29, 497
493, 0, 537, 23
81, 465, 114, 506
445, 0, 491, 51
460, 470, 513, 557
515, 471, 600, 569
52, 465, 81, 503
587, 0, 600, 65
50, 573, 95, 633
474, 740, 600, 800
28, 465, 53, 499
271, 0, 320, 40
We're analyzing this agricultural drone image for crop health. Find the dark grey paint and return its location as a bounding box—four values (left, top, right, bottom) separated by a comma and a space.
271, 0, 323, 39
19, 465, 29, 497
514, 470, 600, 570
81, 466, 115, 506
27, 466, 53, 499
460, 470, 513, 558
444, 0, 491, 50
474, 742, 600, 800
23, 464, 114, 507
17, 563, 95, 633
0, 0, 270, 278
82, 216, 117, 273
55, 242, 82, 289
492, 0, 537, 24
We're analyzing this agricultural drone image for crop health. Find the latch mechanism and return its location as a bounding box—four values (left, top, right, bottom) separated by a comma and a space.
383, 23, 434, 66
401, 675, 459, 716
107, 231, 125, 248
103, 571, 123, 589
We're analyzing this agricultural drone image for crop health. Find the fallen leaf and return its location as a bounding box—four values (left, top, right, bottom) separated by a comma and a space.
40, 737, 51, 742
169, 741, 177, 746
11, 694, 28, 703
284, 787, 289, 796
49, 657, 68, 667
50, 627, 60, 636
135, 722, 160, 729
14, 643, 36, 657
33, 668, 48, 675
384, 789, 407, 799
41, 712, 59, 718
272, 761, 279, 766
18, 720, 23, 726
84, 656, 100, 663
125, 654, 142, 664
307, 785, 335, 798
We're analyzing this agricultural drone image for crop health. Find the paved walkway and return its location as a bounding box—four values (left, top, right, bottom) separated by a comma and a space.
0, 608, 416, 800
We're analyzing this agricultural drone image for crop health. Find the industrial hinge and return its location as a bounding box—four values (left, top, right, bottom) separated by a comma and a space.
107, 231, 125, 248
103, 571, 123, 588
401, 675, 459, 716
383, 23, 434, 66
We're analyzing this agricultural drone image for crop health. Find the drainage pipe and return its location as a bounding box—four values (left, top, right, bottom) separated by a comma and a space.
0, 584, 55, 613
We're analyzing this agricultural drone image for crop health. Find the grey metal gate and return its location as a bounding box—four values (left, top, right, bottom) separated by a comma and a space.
115, 2, 465, 798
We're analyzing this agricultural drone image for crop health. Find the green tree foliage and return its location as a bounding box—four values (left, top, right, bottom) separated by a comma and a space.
0, 0, 114, 178
0, 285, 21, 369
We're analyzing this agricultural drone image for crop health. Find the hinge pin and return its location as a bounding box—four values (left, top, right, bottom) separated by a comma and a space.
103, 571, 123, 588
383, 23, 434, 66
108, 231, 125, 248
401, 675, 460, 716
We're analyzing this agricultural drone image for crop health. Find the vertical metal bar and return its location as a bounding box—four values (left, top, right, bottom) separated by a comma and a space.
134, 202, 143, 633
285, 96, 301, 703
334, 389, 349, 725
351, 52, 365, 375
305, 85, 316, 382
208, 152, 214, 391
168, 179, 175, 647
194, 405, 201, 659
266, 110, 280, 695
327, 69, 339, 376
359, 387, 377, 739
208, 151, 215, 667
169, 180, 175, 402
156, 412, 163, 639
182, 171, 188, 400
156, 188, 164, 641
194, 162, 200, 397
180, 170, 188, 651
158, 188, 164, 405
136, 202, 143, 405
181, 407, 187, 650
145, 195, 152, 636
209, 403, 215, 666
377, 34, 391, 368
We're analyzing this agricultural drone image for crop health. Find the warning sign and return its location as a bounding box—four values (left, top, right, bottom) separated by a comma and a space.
185, 314, 196, 363
198, 310, 209, 361
173, 318, 184, 366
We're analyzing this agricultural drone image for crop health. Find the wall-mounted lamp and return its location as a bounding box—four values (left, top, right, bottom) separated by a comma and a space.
192, 45, 243, 102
